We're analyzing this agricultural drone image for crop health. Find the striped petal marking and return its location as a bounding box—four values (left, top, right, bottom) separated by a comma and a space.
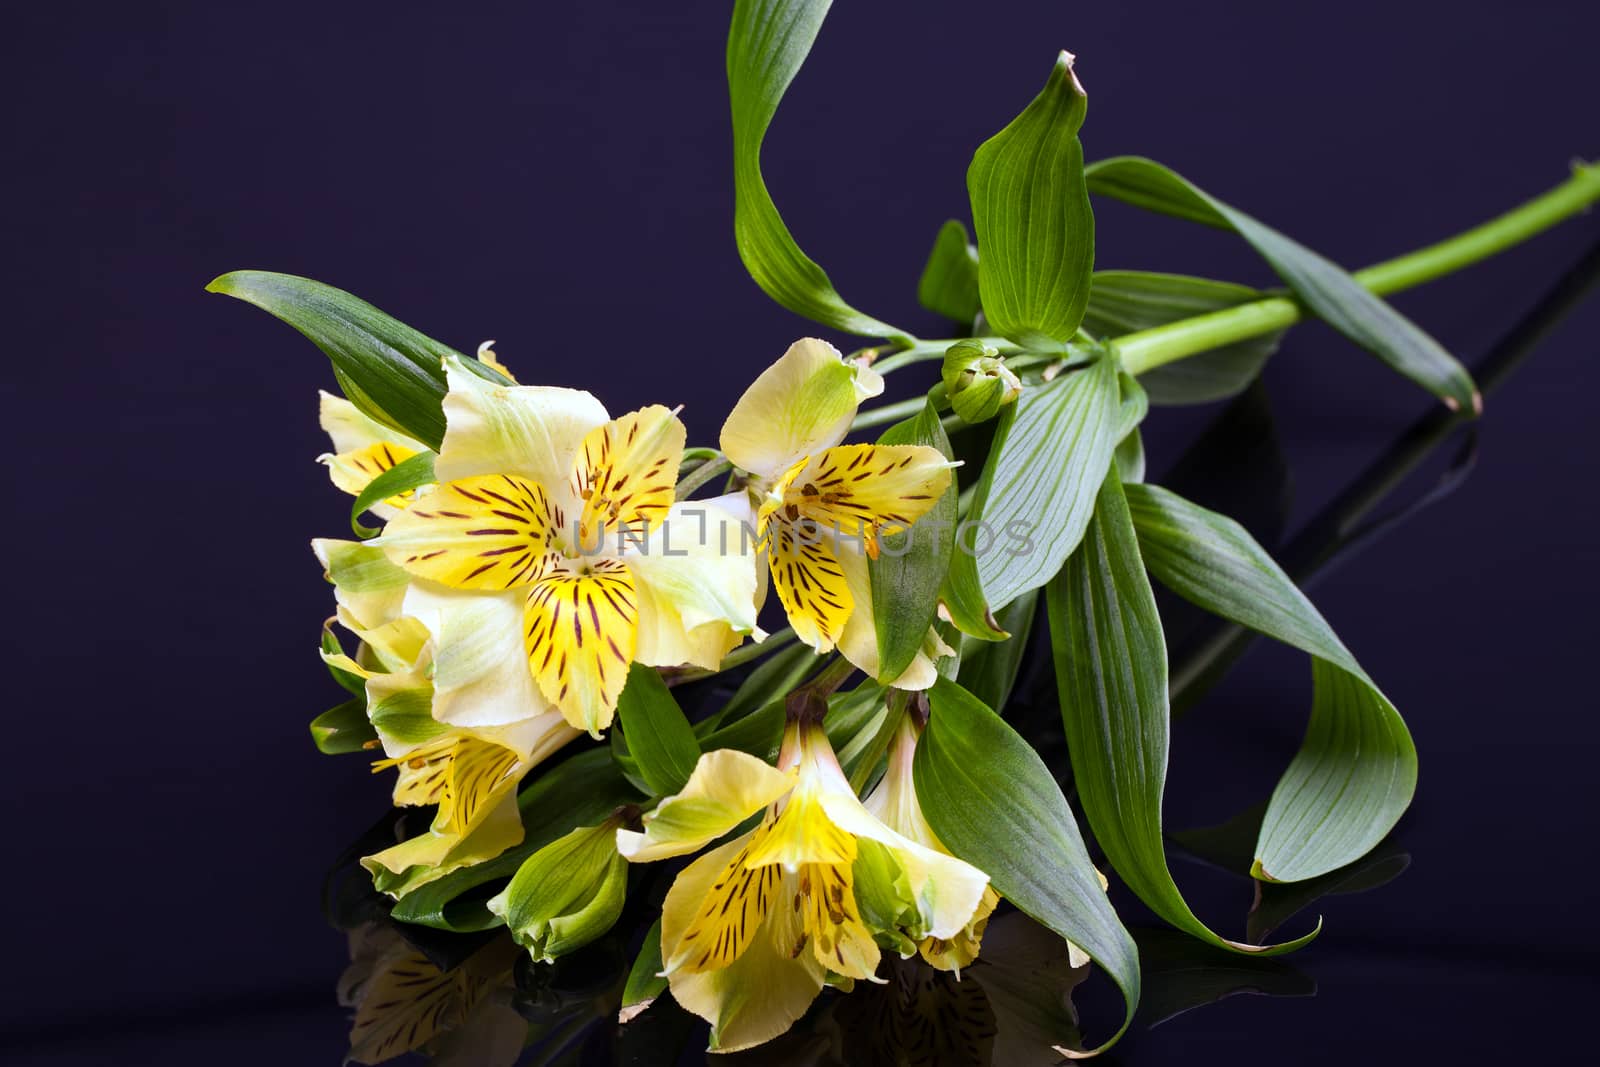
372, 734, 524, 841
382, 473, 563, 591
572, 405, 685, 552
324, 440, 422, 507
522, 557, 638, 734
788, 443, 952, 559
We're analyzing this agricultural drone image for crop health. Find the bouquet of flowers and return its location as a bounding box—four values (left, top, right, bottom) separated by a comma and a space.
210, 0, 1597, 1057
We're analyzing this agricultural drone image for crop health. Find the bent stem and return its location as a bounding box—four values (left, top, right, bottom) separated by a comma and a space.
1117, 163, 1600, 376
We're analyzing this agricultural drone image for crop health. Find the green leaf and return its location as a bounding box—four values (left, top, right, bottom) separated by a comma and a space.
917, 219, 981, 324
1084, 271, 1283, 405
614, 665, 701, 797
349, 451, 436, 538
727, 0, 904, 339
956, 351, 1121, 610
205, 271, 509, 448
309, 697, 375, 755
954, 589, 1037, 713
389, 749, 641, 931
869, 398, 957, 683
697, 640, 821, 735
620, 917, 668, 1021
1083, 158, 1480, 413
1124, 482, 1418, 882
1045, 469, 1316, 951
967, 52, 1094, 350
915, 678, 1140, 1054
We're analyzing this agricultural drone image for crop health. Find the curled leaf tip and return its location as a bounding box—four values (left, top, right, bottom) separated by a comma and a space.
1470, 390, 1484, 417
1056, 49, 1086, 95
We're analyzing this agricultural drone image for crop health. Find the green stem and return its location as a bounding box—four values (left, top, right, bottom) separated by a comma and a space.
873, 337, 1021, 374
1118, 163, 1600, 376
675, 454, 733, 499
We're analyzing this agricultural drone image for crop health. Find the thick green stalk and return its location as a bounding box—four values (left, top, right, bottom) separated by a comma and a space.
1117, 163, 1600, 375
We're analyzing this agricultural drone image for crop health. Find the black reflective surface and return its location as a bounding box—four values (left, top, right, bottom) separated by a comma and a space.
8, 1, 1599, 1064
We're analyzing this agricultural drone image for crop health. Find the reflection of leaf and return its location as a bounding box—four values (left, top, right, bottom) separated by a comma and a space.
1248, 845, 1411, 946
1168, 802, 1411, 946
968, 910, 1090, 1064
1133, 927, 1316, 1030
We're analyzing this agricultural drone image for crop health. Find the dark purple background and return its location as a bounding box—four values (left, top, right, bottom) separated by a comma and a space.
6, 1, 1598, 1063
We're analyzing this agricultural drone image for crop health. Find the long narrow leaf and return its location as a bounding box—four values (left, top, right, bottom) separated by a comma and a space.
917, 678, 1140, 1054
1124, 482, 1417, 881
1046, 470, 1316, 951
206, 271, 508, 448
1084, 157, 1480, 412
727, 0, 904, 338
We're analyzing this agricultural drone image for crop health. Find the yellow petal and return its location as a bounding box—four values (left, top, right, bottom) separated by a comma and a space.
321, 440, 424, 515
720, 338, 878, 478
661, 833, 827, 1052
572, 405, 685, 549
380, 474, 561, 591
742, 787, 857, 869
362, 788, 525, 891
764, 514, 853, 653
790, 862, 881, 981
522, 558, 637, 735
790, 443, 953, 559
617, 748, 796, 862
918, 884, 1000, 973
667, 831, 782, 975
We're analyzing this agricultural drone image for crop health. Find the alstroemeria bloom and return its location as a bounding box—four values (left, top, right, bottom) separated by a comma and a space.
616, 719, 989, 1051
314, 537, 580, 890
720, 340, 955, 689
377, 356, 760, 735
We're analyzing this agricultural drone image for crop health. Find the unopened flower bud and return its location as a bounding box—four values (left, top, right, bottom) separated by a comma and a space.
942, 339, 1022, 423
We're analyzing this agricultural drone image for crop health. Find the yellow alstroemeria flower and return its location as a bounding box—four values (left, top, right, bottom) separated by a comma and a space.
376, 356, 761, 736
318, 391, 428, 516
615, 716, 990, 1052
313, 537, 581, 891
719, 339, 955, 689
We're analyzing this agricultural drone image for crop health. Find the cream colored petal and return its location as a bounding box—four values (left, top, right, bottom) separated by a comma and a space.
834, 542, 953, 690
362, 789, 525, 892
625, 501, 761, 670
319, 390, 427, 456
434, 356, 606, 521
720, 338, 874, 479
660, 833, 826, 1052
314, 538, 413, 633
616, 749, 795, 862
402, 583, 552, 729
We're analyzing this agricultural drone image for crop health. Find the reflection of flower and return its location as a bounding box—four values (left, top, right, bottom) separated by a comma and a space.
339, 924, 525, 1066
377, 356, 760, 735
616, 714, 989, 1052
720, 339, 955, 688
